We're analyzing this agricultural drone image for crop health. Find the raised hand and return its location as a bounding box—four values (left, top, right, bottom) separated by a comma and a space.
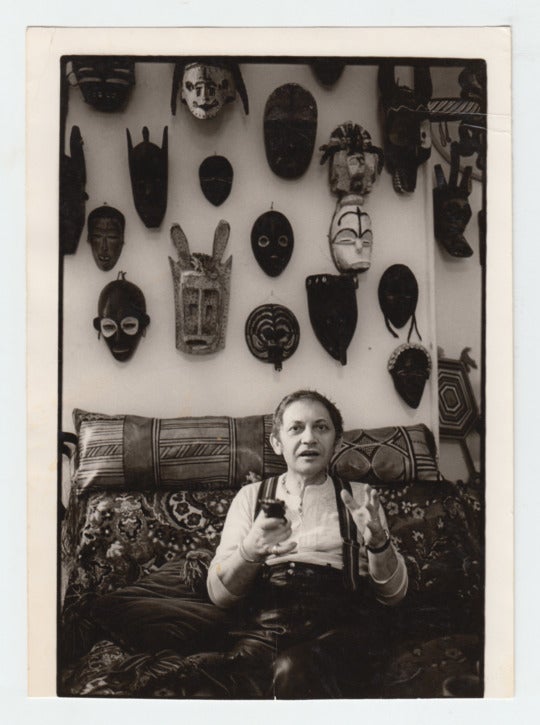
340, 486, 387, 548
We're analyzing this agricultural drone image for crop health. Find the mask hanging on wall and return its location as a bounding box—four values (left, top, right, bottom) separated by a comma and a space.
93, 271, 150, 362
433, 157, 474, 258
378, 63, 433, 194
311, 59, 346, 87
329, 195, 373, 274
71, 57, 135, 112
199, 155, 233, 206
87, 204, 125, 271
264, 83, 318, 179
126, 126, 168, 229
245, 304, 300, 372
320, 122, 384, 199
251, 209, 294, 277
171, 59, 249, 120
388, 343, 432, 409
60, 125, 88, 255
378, 264, 422, 341
306, 274, 358, 366
169, 220, 232, 355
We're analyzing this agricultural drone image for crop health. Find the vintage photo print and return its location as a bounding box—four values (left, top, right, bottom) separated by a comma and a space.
26, 27, 512, 699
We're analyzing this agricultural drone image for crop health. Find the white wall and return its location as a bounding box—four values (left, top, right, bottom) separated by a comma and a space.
62, 60, 442, 439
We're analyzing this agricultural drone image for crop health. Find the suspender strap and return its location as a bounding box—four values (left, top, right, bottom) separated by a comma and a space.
254, 476, 279, 520
331, 474, 361, 592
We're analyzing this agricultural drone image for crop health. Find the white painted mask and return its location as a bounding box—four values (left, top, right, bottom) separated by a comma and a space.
329, 195, 373, 273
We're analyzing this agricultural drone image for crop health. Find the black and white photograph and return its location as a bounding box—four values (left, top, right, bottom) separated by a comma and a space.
25, 26, 513, 704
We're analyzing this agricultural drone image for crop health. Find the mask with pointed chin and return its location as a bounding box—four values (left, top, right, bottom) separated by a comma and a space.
329, 195, 373, 274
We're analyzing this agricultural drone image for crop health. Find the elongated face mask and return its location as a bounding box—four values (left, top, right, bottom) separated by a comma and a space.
329, 195, 373, 274
199, 155, 233, 206
87, 205, 125, 271
71, 57, 135, 112
126, 126, 168, 229
245, 304, 300, 371
251, 210, 294, 277
264, 83, 318, 179
60, 126, 88, 255
169, 220, 232, 355
93, 272, 150, 362
171, 60, 249, 120
306, 274, 358, 365
433, 160, 473, 258
388, 343, 431, 408
378, 264, 421, 340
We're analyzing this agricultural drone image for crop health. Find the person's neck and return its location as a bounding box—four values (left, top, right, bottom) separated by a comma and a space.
283, 470, 327, 496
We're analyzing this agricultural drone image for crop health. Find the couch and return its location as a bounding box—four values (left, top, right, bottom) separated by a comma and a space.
59, 408, 483, 698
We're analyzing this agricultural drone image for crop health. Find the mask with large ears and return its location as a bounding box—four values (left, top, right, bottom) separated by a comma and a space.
245, 304, 300, 372
378, 63, 433, 194
93, 272, 150, 362
126, 126, 168, 228
306, 274, 358, 366
388, 343, 431, 409
87, 204, 125, 271
171, 59, 249, 120
169, 220, 232, 355
433, 153, 474, 258
71, 56, 135, 112
60, 126, 88, 255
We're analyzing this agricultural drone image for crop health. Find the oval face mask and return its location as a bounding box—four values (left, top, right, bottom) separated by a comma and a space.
245, 304, 300, 371
126, 126, 168, 229
311, 60, 345, 87
251, 210, 294, 277
329, 195, 373, 274
87, 205, 125, 271
388, 343, 431, 409
171, 60, 249, 120
264, 83, 318, 179
93, 272, 150, 362
378, 264, 421, 340
199, 155, 233, 206
306, 274, 358, 365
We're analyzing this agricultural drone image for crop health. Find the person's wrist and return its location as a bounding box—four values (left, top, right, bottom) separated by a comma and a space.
238, 539, 266, 564
366, 529, 391, 554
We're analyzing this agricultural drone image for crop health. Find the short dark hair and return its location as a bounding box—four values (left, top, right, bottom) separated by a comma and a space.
271, 389, 344, 439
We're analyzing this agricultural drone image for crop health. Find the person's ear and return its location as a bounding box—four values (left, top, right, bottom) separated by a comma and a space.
270, 433, 283, 456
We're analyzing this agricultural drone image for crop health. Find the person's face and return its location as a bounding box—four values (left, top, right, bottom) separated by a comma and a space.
270, 399, 339, 479
88, 217, 124, 271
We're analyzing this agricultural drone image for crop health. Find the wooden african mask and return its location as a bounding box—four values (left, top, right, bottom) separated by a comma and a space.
169, 220, 232, 355
60, 126, 88, 255
264, 83, 318, 179
433, 157, 474, 258
251, 210, 294, 277
126, 126, 168, 229
87, 205, 125, 271
171, 60, 249, 120
245, 304, 300, 371
306, 274, 358, 366
199, 155, 233, 206
71, 57, 135, 112
329, 195, 373, 274
93, 272, 150, 362
378, 264, 421, 341
388, 343, 431, 409
311, 59, 346, 87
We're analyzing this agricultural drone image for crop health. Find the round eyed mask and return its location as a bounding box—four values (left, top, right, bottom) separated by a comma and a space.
378, 264, 421, 341
87, 205, 125, 271
388, 343, 431, 409
329, 195, 373, 274
251, 210, 294, 277
245, 304, 300, 371
93, 272, 150, 362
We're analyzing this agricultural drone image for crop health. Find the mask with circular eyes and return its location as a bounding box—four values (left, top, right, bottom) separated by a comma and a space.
245, 304, 300, 372
320, 122, 384, 199
329, 195, 373, 274
199, 155, 233, 206
378, 264, 421, 341
251, 210, 294, 277
388, 343, 431, 409
93, 272, 150, 362
264, 83, 318, 179
306, 274, 358, 366
171, 60, 249, 120
87, 205, 125, 271
71, 57, 135, 113
126, 126, 168, 229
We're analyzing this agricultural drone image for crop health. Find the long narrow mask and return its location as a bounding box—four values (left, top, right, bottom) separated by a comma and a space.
306, 274, 357, 365
60, 126, 88, 255
126, 126, 168, 228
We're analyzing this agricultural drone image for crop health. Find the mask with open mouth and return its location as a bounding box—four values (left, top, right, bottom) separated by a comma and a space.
171, 59, 249, 120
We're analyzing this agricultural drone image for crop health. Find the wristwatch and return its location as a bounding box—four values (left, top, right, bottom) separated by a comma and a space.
366, 529, 391, 554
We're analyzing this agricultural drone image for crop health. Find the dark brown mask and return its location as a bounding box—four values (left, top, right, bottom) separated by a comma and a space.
127, 126, 168, 229
60, 126, 88, 255
388, 343, 431, 408
378, 264, 421, 341
199, 155, 233, 206
306, 274, 358, 366
433, 158, 473, 258
311, 60, 346, 87
245, 304, 300, 371
72, 57, 135, 112
251, 210, 294, 277
264, 83, 318, 179
87, 205, 125, 271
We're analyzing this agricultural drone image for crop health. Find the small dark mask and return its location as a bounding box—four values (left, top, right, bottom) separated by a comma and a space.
87, 205, 125, 271
433, 157, 473, 258
311, 59, 346, 87
199, 155, 233, 206
306, 274, 358, 366
72, 57, 135, 113
93, 272, 150, 362
378, 63, 432, 194
60, 126, 88, 255
245, 304, 300, 372
264, 83, 318, 179
388, 343, 431, 409
251, 210, 294, 277
126, 126, 168, 229
378, 264, 421, 341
